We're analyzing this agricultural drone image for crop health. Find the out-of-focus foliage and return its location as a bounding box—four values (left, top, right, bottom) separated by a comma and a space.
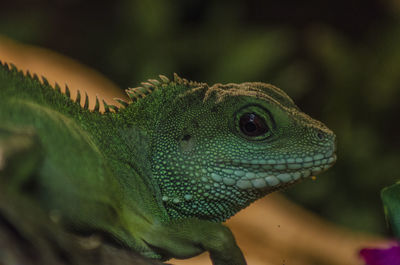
382, 182, 400, 237
1, 0, 399, 235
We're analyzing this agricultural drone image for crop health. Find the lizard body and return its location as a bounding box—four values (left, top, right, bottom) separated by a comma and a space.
0, 61, 336, 265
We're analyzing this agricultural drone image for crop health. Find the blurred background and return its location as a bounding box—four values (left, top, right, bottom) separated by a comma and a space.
1, 0, 399, 264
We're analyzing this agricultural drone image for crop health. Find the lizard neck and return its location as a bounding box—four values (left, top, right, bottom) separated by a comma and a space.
77, 105, 169, 221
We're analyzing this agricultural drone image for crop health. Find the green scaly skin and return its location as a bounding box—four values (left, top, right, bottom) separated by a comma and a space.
0, 61, 336, 265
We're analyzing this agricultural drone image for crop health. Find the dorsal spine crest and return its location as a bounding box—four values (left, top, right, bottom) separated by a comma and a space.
0, 60, 119, 114
41, 76, 50, 86
54, 83, 62, 93
114, 98, 129, 108
65, 85, 71, 98
0, 61, 203, 114
94, 96, 100, 112
123, 74, 173, 103
83, 92, 89, 109
75, 89, 81, 104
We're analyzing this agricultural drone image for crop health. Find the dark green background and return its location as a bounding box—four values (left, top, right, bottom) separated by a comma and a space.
1, 0, 399, 235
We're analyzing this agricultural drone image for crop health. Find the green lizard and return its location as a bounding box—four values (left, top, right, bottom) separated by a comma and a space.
0, 61, 336, 265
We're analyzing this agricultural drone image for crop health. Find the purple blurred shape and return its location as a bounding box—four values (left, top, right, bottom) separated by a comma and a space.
360, 243, 400, 265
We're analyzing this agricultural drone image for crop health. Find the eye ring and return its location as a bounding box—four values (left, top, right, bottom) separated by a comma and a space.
239, 113, 269, 137
234, 104, 274, 141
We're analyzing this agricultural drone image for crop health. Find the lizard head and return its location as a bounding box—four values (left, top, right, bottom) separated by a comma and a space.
151, 78, 336, 221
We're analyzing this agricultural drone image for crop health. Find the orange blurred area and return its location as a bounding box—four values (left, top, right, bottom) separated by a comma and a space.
0, 36, 390, 265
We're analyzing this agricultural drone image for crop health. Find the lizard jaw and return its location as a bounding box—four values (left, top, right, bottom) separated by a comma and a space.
215, 152, 337, 191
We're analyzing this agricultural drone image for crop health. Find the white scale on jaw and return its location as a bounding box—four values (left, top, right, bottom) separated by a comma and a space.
210, 152, 337, 190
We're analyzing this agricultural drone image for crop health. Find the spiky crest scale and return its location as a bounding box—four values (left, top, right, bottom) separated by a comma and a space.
114, 98, 129, 108
158, 74, 170, 83
108, 104, 119, 112
0, 60, 206, 114
76, 89, 81, 104
65, 85, 71, 98
140, 82, 154, 91
94, 96, 100, 112
0, 60, 119, 113
32, 73, 39, 82
122, 73, 206, 108
26, 70, 32, 79
41, 76, 50, 86
83, 93, 89, 109
102, 99, 110, 113
173, 72, 207, 88
148, 79, 160, 86
55, 83, 62, 93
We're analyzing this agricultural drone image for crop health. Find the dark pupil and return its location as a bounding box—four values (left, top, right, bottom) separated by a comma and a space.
239, 113, 268, 137
244, 122, 257, 132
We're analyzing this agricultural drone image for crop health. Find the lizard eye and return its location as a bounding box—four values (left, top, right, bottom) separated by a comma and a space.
235, 105, 274, 140
239, 113, 269, 137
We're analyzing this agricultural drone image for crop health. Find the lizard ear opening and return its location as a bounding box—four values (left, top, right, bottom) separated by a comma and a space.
182, 134, 191, 141
180, 134, 195, 153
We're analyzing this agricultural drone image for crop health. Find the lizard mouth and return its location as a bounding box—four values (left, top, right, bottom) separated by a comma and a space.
215, 152, 337, 190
